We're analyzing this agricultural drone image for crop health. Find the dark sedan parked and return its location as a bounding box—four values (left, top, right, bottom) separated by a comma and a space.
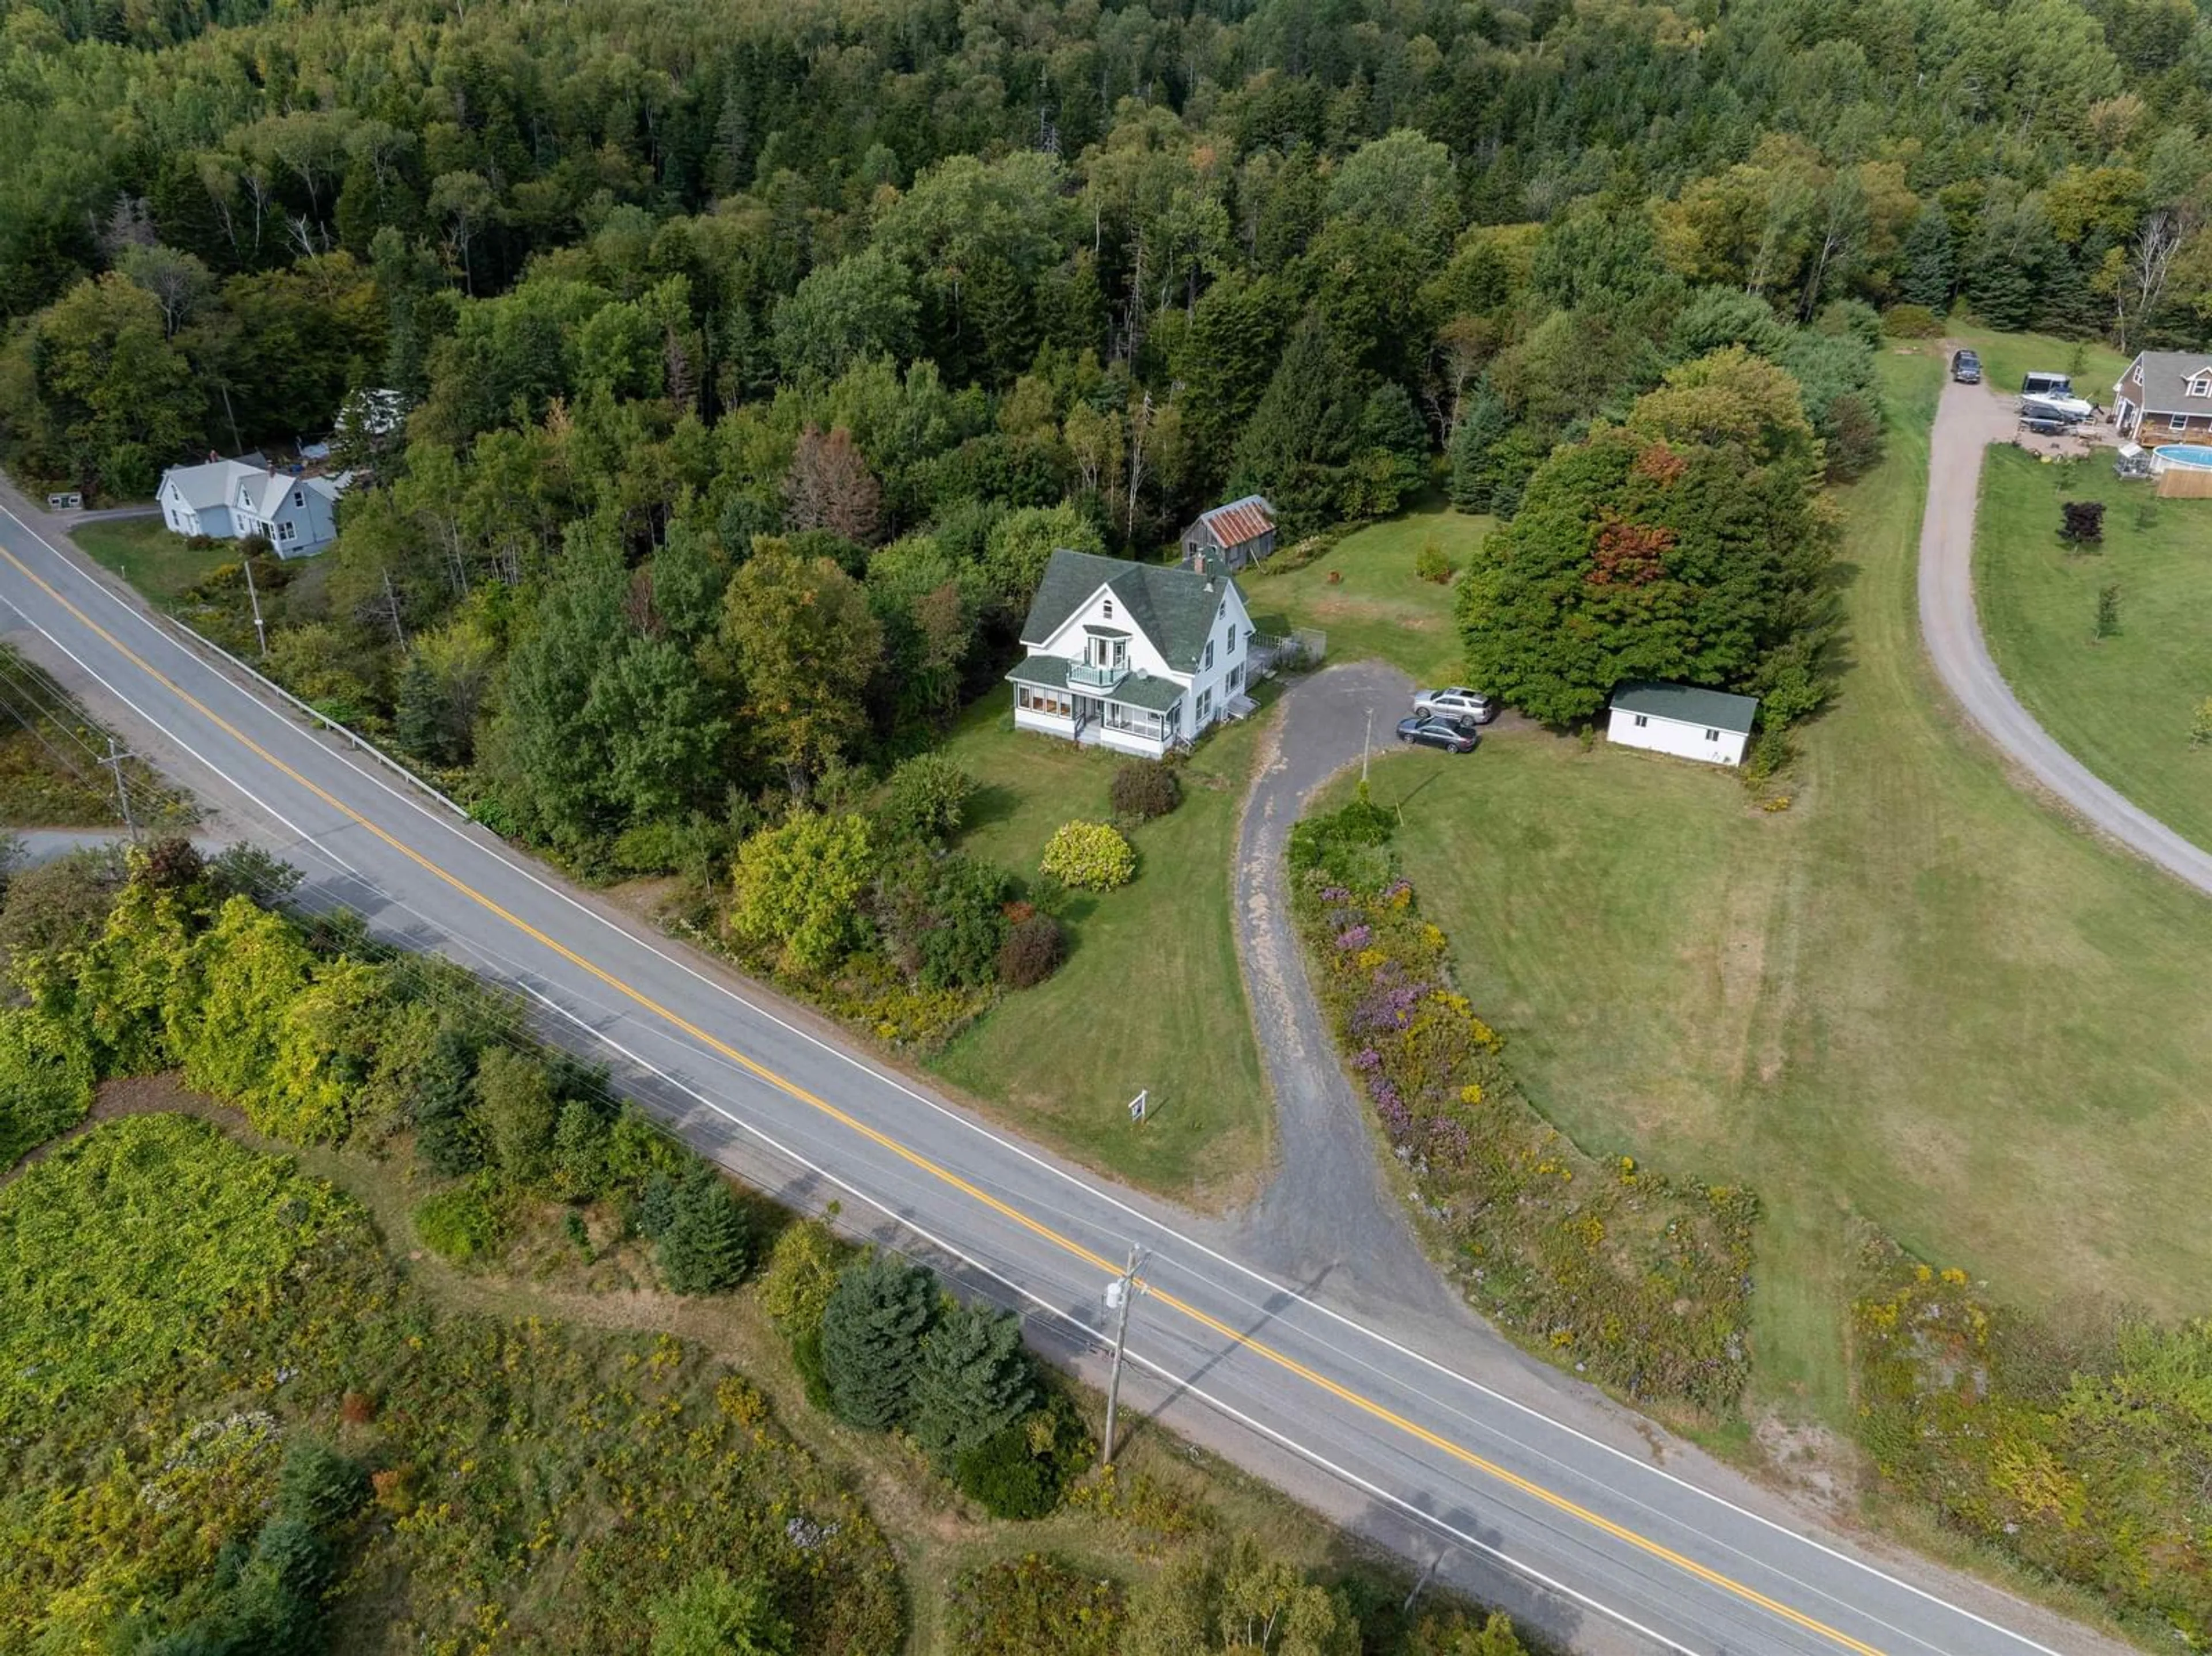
1950, 348, 1982, 383
1395, 715, 1479, 753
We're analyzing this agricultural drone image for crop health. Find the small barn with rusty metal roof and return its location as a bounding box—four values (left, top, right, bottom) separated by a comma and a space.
1179, 495, 1277, 571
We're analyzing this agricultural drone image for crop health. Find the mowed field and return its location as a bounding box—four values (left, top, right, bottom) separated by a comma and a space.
1328, 347, 2212, 1426
1243, 501, 1494, 685
925, 702, 1270, 1203
1976, 444, 2212, 852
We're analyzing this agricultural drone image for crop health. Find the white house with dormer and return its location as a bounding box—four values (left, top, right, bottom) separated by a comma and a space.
157, 456, 351, 558
1007, 549, 1256, 758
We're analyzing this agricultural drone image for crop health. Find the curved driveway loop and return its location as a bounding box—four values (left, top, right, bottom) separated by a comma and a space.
1228, 660, 1468, 1322
1919, 374, 2212, 893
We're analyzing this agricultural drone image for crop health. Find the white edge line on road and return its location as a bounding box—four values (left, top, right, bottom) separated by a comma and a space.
0, 496, 2072, 1656
497, 972, 1706, 1656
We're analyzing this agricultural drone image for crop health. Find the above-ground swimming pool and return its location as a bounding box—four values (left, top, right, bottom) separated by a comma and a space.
2153, 444, 2212, 472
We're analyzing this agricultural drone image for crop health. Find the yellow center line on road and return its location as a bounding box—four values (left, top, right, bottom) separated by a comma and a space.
0, 536, 1885, 1656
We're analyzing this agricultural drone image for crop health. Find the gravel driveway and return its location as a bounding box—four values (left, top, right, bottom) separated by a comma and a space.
1918, 369, 2212, 895
1227, 661, 1472, 1322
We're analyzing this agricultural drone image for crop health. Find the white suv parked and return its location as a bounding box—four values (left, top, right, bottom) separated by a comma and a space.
1412, 686, 1497, 725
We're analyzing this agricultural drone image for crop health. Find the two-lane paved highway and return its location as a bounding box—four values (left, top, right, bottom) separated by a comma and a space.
0, 493, 2122, 1656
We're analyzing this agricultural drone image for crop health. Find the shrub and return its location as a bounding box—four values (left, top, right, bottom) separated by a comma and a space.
878, 752, 976, 846
955, 1424, 1058, 1518
1040, 821, 1134, 891
412, 1176, 509, 1264
647, 1569, 794, 1656
1109, 760, 1181, 823
997, 914, 1066, 988
758, 1218, 847, 1337
2060, 499, 2105, 543
1026, 871, 1073, 919
730, 810, 877, 975
1414, 536, 1454, 584
819, 1253, 936, 1429
1881, 303, 1942, 337
2097, 581, 2122, 638
2192, 698, 2212, 748
275, 1441, 369, 1530
474, 1046, 558, 1189
656, 1163, 751, 1294
0, 1006, 95, 1167
948, 1554, 1123, 1656
878, 854, 1009, 990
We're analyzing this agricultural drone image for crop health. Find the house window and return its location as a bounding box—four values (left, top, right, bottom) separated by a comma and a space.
1196, 688, 1213, 722
1633, 714, 1648, 727
1204, 641, 1215, 670
1225, 626, 1237, 656
1102, 598, 1114, 620
1705, 728, 1721, 741
293, 489, 304, 507
2191, 374, 2212, 398
1228, 666, 1242, 691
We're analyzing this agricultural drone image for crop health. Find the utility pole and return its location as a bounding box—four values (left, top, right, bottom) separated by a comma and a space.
241, 549, 267, 658
1101, 1244, 1147, 1467
100, 736, 137, 841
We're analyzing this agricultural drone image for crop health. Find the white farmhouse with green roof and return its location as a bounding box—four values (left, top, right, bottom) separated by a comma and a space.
1007, 548, 1255, 758
1605, 680, 1759, 768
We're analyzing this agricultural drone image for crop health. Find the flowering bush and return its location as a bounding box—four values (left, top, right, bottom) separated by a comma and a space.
1289, 820, 1758, 1414
1039, 821, 1135, 891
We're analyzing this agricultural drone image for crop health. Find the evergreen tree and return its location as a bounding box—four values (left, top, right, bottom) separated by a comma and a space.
910, 1299, 1037, 1465
819, 1253, 936, 1429
1358, 380, 1430, 509
634, 1169, 679, 1240
393, 653, 450, 766
411, 1023, 482, 1176
1968, 257, 2036, 331
1446, 386, 1511, 513
657, 1162, 751, 1294
1228, 312, 1363, 535
1898, 204, 1955, 311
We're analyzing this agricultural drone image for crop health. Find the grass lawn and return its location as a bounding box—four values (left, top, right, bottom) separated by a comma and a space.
1941, 322, 2131, 404
69, 515, 231, 607
1976, 446, 2212, 852
1243, 498, 1491, 684
925, 703, 1270, 1203
1327, 343, 2212, 1431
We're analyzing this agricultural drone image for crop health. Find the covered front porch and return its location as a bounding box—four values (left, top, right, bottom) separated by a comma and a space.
1008, 657, 1185, 759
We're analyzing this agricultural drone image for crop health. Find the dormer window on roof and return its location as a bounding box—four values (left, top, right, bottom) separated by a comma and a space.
2190, 372, 2212, 398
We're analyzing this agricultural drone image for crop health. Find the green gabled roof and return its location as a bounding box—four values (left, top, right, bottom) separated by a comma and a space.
1610, 680, 1760, 734
1006, 656, 1071, 689
1108, 673, 1183, 713
1019, 549, 1237, 674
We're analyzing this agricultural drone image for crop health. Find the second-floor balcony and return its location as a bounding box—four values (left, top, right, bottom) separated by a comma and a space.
1069, 660, 1128, 691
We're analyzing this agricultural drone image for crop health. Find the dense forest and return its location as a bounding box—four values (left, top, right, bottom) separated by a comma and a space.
7, 0, 2205, 847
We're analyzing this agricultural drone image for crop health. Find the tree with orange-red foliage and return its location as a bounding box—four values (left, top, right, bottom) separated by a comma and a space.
1456, 348, 1834, 725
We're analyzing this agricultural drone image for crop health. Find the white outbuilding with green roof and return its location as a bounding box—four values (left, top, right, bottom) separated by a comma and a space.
1605, 680, 1759, 768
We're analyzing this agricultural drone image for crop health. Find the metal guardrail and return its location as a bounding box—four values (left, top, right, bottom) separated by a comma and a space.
162, 616, 473, 821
